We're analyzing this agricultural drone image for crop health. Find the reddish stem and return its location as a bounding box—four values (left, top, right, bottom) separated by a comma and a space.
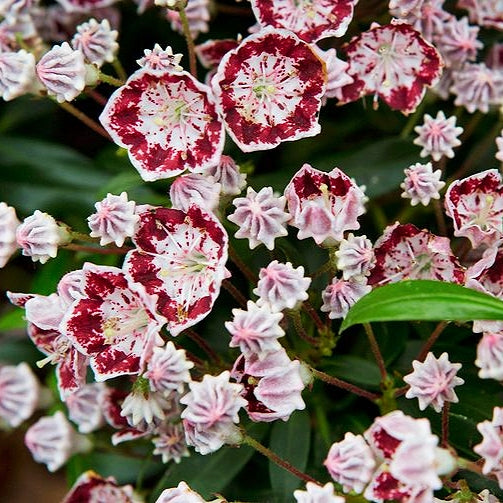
184, 329, 222, 364
222, 279, 248, 308
416, 321, 448, 362
302, 301, 325, 332
63, 243, 130, 255
364, 323, 387, 380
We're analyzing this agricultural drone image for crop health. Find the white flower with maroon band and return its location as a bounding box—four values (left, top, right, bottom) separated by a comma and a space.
254, 260, 311, 312
212, 28, 326, 152
169, 173, 221, 213
25, 411, 91, 472
444, 169, 503, 248
87, 192, 140, 247
66, 383, 106, 433
61, 263, 166, 381
226, 300, 284, 358
62, 471, 136, 503
124, 205, 228, 336
181, 371, 246, 454
145, 342, 194, 394
400, 162, 445, 207
16, 210, 70, 263
100, 69, 224, 181
284, 164, 366, 246
294, 482, 345, 503
228, 186, 289, 250
71, 18, 118, 67
251, 0, 356, 43
137, 44, 183, 73
368, 223, 465, 286
0, 202, 19, 268
338, 21, 442, 114
232, 348, 305, 422
0, 362, 40, 428
403, 352, 464, 412
324, 432, 376, 494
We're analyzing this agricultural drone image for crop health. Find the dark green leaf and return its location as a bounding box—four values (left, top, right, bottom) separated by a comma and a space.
321, 355, 381, 390
268, 409, 310, 502
0, 307, 25, 331
341, 280, 503, 333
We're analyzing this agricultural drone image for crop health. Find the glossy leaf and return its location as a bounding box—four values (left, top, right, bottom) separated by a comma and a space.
340, 280, 503, 333
268, 409, 310, 502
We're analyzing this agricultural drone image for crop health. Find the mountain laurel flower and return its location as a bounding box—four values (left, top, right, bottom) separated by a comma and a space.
232, 348, 306, 422
475, 331, 503, 381
444, 169, 503, 248
228, 186, 290, 250
87, 192, 140, 247
451, 63, 503, 114
403, 352, 464, 412
124, 205, 229, 336
169, 173, 221, 213
144, 342, 194, 394
324, 432, 376, 494
335, 234, 375, 281
294, 482, 345, 503
65, 383, 106, 433
458, 0, 503, 31
100, 69, 225, 181
226, 300, 285, 358
250, 0, 356, 43
0, 362, 40, 428
36, 42, 87, 102
338, 21, 443, 114
25, 411, 92, 472
211, 28, 326, 152
62, 471, 136, 503
152, 423, 190, 464
496, 130, 503, 162
284, 164, 366, 246
0, 49, 38, 101
474, 407, 503, 481
321, 277, 371, 319
466, 246, 503, 300
155, 481, 208, 503
71, 18, 118, 67
368, 223, 465, 286
400, 162, 445, 207
16, 210, 70, 263
413, 111, 463, 161
203, 155, 247, 197
253, 260, 311, 312
120, 387, 172, 429
137, 44, 183, 73
0, 202, 19, 268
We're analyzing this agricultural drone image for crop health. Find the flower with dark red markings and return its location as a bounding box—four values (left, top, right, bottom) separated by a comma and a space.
212, 28, 326, 152
100, 69, 225, 181
61, 263, 166, 381
250, 0, 356, 43
338, 21, 443, 114
124, 205, 228, 336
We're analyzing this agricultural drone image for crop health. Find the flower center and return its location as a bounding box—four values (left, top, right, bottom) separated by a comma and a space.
101, 308, 150, 344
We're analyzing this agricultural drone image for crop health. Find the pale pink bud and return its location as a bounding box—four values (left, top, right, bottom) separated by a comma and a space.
226, 300, 285, 358
321, 277, 371, 319
294, 482, 345, 503
404, 352, 464, 412
474, 407, 503, 476
183, 418, 243, 455
120, 388, 172, 428
475, 331, 503, 381
169, 173, 221, 213
496, 130, 503, 163
16, 210, 70, 263
152, 423, 189, 464
36, 42, 86, 102
324, 432, 376, 494
204, 155, 246, 196
401, 162, 445, 207
137, 44, 183, 73
65, 383, 105, 433
0, 49, 37, 101
25, 410, 91, 471
155, 481, 207, 503
57, 268, 85, 305
0, 362, 40, 427
72, 18, 118, 67
0, 202, 20, 268
87, 192, 139, 246
253, 260, 311, 312
335, 234, 375, 281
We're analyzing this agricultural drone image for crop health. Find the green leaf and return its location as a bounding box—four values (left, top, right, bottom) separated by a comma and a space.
340, 280, 503, 333
150, 422, 269, 502
321, 355, 381, 390
0, 307, 25, 331
268, 410, 311, 502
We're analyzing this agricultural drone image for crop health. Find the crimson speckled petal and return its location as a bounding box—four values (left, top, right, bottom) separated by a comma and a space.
61, 263, 165, 381
100, 69, 225, 181
338, 21, 443, 114
212, 28, 326, 152
251, 0, 356, 43
124, 205, 228, 336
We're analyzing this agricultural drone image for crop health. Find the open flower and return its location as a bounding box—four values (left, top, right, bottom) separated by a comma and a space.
124, 205, 228, 336
338, 21, 443, 114
212, 27, 326, 152
100, 69, 225, 181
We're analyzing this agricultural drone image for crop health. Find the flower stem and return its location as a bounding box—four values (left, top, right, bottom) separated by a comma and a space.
228, 244, 257, 283
416, 321, 448, 362
58, 102, 111, 140
184, 328, 223, 365
441, 402, 450, 447
178, 6, 197, 78
302, 301, 325, 332
364, 323, 387, 380
289, 310, 318, 346
222, 279, 248, 308
99, 71, 125, 87
112, 59, 128, 82
242, 434, 320, 485
310, 366, 380, 401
